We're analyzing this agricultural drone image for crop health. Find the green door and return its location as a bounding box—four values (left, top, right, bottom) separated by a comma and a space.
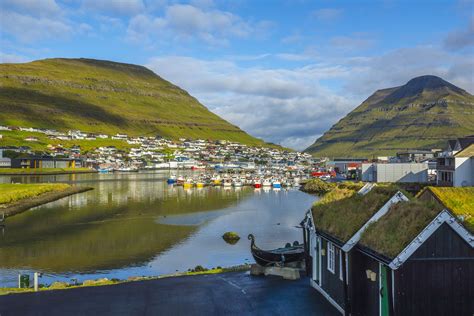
380, 264, 389, 316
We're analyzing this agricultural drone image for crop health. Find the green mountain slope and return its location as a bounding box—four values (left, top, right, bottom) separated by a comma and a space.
305, 75, 474, 157
0, 58, 266, 146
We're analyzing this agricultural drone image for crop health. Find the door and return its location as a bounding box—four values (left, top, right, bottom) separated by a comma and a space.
379, 264, 389, 316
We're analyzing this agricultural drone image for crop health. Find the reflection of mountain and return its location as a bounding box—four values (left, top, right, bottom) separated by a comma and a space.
0, 177, 253, 272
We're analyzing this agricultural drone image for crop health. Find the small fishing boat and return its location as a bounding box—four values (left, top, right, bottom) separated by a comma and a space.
183, 179, 194, 189
248, 234, 304, 267
223, 178, 232, 187
233, 179, 243, 187
272, 180, 281, 188
196, 180, 205, 188
262, 179, 272, 187
254, 179, 262, 188
167, 175, 177, 184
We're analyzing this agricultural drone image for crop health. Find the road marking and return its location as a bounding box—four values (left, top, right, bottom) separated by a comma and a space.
218, 276, 247, 295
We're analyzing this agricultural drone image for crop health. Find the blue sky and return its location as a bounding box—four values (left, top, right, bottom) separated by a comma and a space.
1, 0, 473, 149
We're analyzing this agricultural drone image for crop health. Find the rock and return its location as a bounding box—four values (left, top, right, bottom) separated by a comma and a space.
222, 231, 240, 244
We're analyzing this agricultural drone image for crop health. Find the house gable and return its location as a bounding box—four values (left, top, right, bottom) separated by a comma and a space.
389, 210, 474, 269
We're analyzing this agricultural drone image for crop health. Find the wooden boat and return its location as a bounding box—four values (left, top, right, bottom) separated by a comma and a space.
248, 234, 304, 267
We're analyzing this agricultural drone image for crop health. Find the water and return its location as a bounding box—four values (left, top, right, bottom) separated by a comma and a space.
0, 171, 317, 287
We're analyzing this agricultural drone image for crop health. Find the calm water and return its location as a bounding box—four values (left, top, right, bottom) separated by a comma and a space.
0, 171, 316, 287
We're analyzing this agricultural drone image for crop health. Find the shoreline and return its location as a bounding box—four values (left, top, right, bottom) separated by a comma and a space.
0, 264, 251, 296
0, 168, 97, 176
0, 186, 94, 218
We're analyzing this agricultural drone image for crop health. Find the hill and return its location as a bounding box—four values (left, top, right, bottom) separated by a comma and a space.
305, 75, 474, 157
0, 58, 267, 147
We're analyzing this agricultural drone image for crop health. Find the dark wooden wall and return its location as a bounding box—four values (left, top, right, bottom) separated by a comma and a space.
349, 250, 380, 316
320, 239, 346, 309
394, 223, 474, 316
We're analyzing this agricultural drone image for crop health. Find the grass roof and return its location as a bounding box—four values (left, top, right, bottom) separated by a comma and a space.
455, 144, 474, 157
311, 185, 404, 243
425, 187, 474, 232
359, 200, 444, 259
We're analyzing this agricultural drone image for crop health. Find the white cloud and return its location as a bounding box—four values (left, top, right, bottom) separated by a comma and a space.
1, 0, 61, 17
0, 51, 29, 63
146, 56, 353, 150
126, 4, 267, 46
444, 17, 474, 51
81, 0, 145, 16
0, 10, 72, 42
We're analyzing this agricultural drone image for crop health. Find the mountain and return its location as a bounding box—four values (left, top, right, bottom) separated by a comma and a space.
305, 75, 474, 157
0, 58, 267, 146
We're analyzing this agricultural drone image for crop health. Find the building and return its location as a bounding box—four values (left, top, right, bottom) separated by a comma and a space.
437, 136, 474, 187
361, 162, 429, 183
11, 157, 82, 169
0, 149, 11, 168
396, 150, 435, 163
302, 185, 474, 316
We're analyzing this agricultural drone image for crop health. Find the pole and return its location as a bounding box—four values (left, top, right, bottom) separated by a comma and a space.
34, 272, 39, 292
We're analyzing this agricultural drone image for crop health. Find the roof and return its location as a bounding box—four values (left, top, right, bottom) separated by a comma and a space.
359, 200, 444, 259
311, 185, 404, 243
455, 144, 474, 157
423, 187, 474, 233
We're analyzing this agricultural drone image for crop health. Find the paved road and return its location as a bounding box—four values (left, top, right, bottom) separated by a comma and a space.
0, 272, 338, 316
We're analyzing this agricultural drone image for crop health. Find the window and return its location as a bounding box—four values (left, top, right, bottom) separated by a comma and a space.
339, 250, 343, 281
327, 242, 335, 273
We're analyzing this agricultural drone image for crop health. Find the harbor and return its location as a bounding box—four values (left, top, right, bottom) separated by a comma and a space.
0, 171, 316, 288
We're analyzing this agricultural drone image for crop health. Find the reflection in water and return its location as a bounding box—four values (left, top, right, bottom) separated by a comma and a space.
0, 172, 316, 287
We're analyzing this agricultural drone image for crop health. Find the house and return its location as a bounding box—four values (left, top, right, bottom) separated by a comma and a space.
437, 137, 474, 186
302, 185, 474, 315
302, 184, 409, 314
361, 162, 429, 183
11, 156, 82, 169
396, 150, 435, 163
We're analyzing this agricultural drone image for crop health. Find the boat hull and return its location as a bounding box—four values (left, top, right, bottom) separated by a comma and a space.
248, 234, 304, 267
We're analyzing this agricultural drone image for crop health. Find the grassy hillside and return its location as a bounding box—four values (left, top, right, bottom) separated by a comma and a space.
0, 58, 267, 147
305, 75, 474, 157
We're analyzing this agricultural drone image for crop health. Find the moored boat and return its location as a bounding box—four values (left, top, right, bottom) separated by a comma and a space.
248, 234, 304, 266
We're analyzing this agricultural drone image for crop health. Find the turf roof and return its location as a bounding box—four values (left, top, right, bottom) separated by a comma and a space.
359, 200, 444, 259
455, 144, 474, 157
424, 187, 474, 233
311, 185, 404, 243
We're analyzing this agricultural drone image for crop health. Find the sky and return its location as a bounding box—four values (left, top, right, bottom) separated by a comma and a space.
0, 0, 473, 150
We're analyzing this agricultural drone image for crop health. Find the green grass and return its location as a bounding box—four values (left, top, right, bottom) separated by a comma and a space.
0, 183, 71, 205
0, 58, 271, 148
0, 168, 94, 174
311, 185, 407, 242
426, 187, 474, 232
360, 200, 443, 258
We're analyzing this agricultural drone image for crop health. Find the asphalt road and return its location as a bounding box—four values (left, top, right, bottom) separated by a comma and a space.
0, 272, 339, 316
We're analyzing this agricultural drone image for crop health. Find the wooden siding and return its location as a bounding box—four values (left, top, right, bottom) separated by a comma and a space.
320, 239, 346, 309
349, 250, 380, 316
394, 223, 474, 316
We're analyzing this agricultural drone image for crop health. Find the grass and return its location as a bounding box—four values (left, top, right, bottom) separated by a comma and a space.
425, 187, 474, 232
0, 168, 94, 175
0, 183, 71, 205
360, 200, 443, 258
0, 58, 272, 148
302, 179, 364, 194
311, 185, 407, 242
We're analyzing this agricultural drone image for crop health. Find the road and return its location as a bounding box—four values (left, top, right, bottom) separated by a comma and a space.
0, 272, 338, 316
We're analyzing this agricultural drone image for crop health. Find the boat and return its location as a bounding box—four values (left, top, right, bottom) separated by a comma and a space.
272, 180, 281, 188
254, 179, 262, 188
262, 179, 272, 187
196, 180, 205, 188
167, 175, 177, 184
183, 179, 194, 189
233, 179, 243, 187
114, 167, 138, 172
247, 234, 304, 267
223, 178, 232, 187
